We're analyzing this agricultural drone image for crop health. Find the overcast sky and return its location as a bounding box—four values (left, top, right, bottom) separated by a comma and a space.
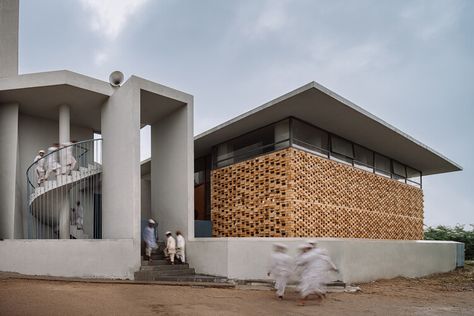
18, 0, 473, 227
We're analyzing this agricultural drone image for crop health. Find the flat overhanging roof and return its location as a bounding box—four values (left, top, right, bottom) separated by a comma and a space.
195, 82, 462, 176
0, 71, 192, 132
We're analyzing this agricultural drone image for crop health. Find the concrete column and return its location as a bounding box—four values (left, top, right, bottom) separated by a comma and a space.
0, 104, 19, 239
101, 82, 140, 239
58, 104, 70, 238
151, 102, 194, 240
0, 0, 19, 77
59, 104, 70, 144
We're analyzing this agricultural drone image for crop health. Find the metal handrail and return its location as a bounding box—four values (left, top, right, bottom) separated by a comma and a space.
26, 138, 102, 190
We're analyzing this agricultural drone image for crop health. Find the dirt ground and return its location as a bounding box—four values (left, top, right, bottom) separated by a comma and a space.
0, 263, 473, 316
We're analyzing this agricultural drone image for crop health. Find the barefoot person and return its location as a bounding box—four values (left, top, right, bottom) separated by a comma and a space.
267, 243, 293, 300
296, 243, 338, 306
164, 231, 176, 265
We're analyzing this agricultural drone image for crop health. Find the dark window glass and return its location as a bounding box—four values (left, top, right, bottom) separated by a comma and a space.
375, 154, 391, 177
407, 167, 421, 185
392, 161, 406, 178
214, 119, 290, 168
354, 145, 374, 172
331, 136, 354, 158
292, 119, 328, 157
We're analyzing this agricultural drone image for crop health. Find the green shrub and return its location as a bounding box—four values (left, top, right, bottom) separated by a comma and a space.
424, 224, 474, 260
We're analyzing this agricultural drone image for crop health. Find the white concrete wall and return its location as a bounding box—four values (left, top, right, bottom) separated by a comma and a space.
0, 0, 19, 77
101, 82, 141, 241
0, 239, 138, 279
187, 238, 459, 284
18, 114, 93, 238
151, 104, 194, 241
0, 104, 19, 239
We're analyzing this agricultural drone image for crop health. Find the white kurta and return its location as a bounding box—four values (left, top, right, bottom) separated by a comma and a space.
176, 235, 186, 262
45, 147, 61, 179
269, 252, 293, 297
76, 205, 84, 228
296, 248, 337, 297
34, 155, 46, 185
143, 226, 157, 248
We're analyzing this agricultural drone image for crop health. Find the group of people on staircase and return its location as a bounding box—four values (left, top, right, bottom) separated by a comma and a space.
33, 142, 77, 186
143, 219, 186, 265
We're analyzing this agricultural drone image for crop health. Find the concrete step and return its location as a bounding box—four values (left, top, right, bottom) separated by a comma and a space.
134, 268, 196, 281
143, 254, 166, 260
140, 264, 189, 271
141, 260, 168, 266
154, 275, 231, 283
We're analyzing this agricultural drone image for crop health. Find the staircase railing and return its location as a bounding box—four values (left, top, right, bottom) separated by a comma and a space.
26, 138, 103, 239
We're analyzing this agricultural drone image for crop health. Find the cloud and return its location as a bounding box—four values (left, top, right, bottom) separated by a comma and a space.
94, 50, 108, 66
79, 0, 149, 41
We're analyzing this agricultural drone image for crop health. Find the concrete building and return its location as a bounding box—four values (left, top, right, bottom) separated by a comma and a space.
0, 0, 464, 283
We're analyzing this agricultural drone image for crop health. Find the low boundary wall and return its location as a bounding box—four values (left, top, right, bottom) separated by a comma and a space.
0, 239, 140, 279
187, 238, 460, 284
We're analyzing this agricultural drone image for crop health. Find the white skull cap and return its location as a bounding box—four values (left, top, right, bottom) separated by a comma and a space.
148, 219, 155, 224
165, 231, 172, 235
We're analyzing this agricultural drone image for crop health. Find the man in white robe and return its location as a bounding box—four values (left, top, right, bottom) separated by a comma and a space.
164, 231, 176, 264
143, 219, 158, 262
45, 146, 61, 180
75, 201, 84, 230
33, 150, 46, 186
296, 243, 338, 306
267, 243, 293, 300
60, 142, 77, 175
175, 231, 186, 263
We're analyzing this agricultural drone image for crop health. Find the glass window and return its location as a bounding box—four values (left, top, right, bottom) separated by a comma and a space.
354, 145, 374, 172
214, 119, 290, 168
292, 119, 328, 157
375, 154, 391, 177
392, 161, 406, 178
331, 136, 354, 158
407, 167, 421, 185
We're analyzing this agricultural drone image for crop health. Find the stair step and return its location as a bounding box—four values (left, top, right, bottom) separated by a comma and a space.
134, 268, 195, 280
140, 264, 189, 271
141, 260, 169, 266
154, 275, 231, 283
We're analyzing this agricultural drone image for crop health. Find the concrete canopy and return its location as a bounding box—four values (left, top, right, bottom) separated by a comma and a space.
195, 82, 462, 176
0, 70, 113, 131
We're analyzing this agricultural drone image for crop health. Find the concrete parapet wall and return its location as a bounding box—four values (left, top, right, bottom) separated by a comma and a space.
0, 239, 140, 279
187, 238, 458, 284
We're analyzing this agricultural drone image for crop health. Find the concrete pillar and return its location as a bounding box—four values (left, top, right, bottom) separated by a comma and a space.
0, 104, 19, 239
151, 103, 194, 240
59, 104, 70, 144
101, 82, 140, 239
0, 0, 19, 77
58, 104, 70, 238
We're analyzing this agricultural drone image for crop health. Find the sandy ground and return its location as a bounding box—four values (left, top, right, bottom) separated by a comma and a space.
0, 263, 473, 316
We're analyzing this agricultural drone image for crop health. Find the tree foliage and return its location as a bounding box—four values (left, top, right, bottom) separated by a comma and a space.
424, 225, 474, 260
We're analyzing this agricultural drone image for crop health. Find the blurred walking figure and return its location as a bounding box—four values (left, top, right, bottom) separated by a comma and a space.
143, 219, 158, 262
176, 231, 186, 263
267, 243, 293, 300
60, 142, 77, 175
164, 231, 176, 265
45, 146, 61, 180
33, 150, 46, 186
75, 201, 84, 230
296, 243, 338, 306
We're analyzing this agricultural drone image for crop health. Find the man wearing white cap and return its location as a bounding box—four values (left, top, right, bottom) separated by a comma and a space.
164, 231, 176, 264
268, 243, 293, 300
143, 219, 158, 262
33, 150, 46, 186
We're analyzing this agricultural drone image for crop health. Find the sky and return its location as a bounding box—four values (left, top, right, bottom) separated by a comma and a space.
18, 0, 473, 227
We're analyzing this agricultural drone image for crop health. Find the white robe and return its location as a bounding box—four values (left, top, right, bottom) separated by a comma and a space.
269, 252, 293, 297
166, 236, 176, 254
176, 235, 185, 262
45, 147, 61, 178
143, 226, 157, 249
296, 248, 336, 297
34, 155, 46, 185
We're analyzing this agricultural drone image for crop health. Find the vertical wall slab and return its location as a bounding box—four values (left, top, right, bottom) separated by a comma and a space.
151, 103, 193, 240
0, 0, 19, 77
101, 82, 141, 240
0, 103, 19, 239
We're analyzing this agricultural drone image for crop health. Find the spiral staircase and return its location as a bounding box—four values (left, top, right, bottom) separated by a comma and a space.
26, 139, 103, 239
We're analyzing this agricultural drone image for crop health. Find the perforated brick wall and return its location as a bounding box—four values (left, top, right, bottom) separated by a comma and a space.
211, 147, 424, 239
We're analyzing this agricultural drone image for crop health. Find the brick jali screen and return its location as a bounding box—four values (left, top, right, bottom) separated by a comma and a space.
211, 147, 423, 239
